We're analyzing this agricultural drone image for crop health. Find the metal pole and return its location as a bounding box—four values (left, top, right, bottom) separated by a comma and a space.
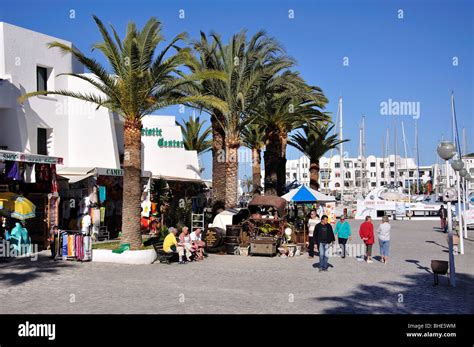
445, 160, 456, 287
401, 121, 411, 204
463, 177, 468, 238
339, 97, 344, 202
456, 171, 464, 254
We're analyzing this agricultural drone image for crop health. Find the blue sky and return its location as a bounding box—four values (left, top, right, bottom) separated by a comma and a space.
1, 0, 472, 180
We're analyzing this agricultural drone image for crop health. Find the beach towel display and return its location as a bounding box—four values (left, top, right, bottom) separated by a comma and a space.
56, 231, 92, 262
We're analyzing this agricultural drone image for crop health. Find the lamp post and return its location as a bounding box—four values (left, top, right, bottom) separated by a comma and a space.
459, 169, 469, 239
451, 158, 465, 255
437, 141, 456, 287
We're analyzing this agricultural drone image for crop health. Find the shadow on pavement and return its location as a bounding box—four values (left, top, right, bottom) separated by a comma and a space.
0, 253, 70, 286
313, 271, 474, 314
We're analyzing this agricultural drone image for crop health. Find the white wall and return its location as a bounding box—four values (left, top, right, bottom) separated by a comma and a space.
141, 115, 201, 180
0, 22, 83, 161
65, 74, 120, 168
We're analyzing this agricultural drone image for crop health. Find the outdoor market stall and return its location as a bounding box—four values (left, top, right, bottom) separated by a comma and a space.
0, 149, 63, 250
282, 185, 336, 243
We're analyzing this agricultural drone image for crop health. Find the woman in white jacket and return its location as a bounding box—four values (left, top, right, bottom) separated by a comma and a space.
377, 216, 391, 264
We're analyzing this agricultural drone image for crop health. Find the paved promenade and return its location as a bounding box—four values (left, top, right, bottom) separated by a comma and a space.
1, 220, 473, 314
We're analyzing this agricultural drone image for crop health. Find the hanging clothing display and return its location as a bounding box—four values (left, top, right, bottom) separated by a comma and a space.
98, 186, 106, 203
5, 161, 21, 180
100, 207, 105, 223
56, 231, 91, 262
50, 164, 58, 193
81, 214, 91, 233
24, 163, 36, 183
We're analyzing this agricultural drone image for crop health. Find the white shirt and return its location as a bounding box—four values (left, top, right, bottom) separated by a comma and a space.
377, 223, 391, 241
190, 232, 201, 242
308, 218, 320, 237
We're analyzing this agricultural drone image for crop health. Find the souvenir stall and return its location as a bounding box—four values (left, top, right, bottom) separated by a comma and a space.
57, 167, 124, 240
282, 185, 336, 243
0, 149, 64, 250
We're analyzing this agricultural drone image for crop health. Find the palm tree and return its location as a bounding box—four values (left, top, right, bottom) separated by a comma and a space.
289, 123, 349, 190
257, 71, 329, 195
188, 30, 293, 207
19, 16, 225, 250
242, 124, 265, 193
176, 115, 212, 154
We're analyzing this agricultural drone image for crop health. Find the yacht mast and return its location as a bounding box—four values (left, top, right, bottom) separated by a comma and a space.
401, 121, 411, 202
339, 97, 344, 201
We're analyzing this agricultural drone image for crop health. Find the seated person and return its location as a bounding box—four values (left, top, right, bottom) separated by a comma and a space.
190, 228, 206, 260
163, 227, 187, 264
178, 226, 195, 262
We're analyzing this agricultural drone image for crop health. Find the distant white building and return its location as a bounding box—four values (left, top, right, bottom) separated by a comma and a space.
263, 153, 434, 194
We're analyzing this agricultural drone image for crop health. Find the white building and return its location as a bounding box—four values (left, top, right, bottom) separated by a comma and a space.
268, 153, 434, 195
0, 22, 201, 182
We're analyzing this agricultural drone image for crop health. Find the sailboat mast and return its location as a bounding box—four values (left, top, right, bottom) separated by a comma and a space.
401, 121, 410, 202
385, 127, 390, 186
362, 115, 366, 193
339, 97, 344, 201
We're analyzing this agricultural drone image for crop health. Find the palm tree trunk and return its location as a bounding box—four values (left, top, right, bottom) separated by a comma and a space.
251, 147, 262, 193
225, 144, 239, 208
309, 161, 320, 190
211, 113, 226, 204
121, 119, 143, 250
264, 129, 280, 196
277, 133, 288, 196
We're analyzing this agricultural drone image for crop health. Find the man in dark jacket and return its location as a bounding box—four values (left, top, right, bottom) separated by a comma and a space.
438, 205, 448, 232
314, 215, 335, 272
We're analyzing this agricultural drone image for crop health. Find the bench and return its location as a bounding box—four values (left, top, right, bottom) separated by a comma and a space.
152, 241, 177, 264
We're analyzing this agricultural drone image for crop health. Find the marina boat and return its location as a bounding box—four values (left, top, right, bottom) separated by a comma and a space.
355, 186, 443, 220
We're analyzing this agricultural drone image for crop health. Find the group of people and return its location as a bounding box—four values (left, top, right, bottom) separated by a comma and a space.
307, 211, 392, 272
163, 226, 206, 264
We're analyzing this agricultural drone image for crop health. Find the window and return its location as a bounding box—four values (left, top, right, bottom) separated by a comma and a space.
390, 172, 395, 178
370, 162, 376, 167
335, 162, 340, 168
335, 183, 340, 188
345, 172, 351, 179
371, 182, 376, 187
381, 172, 384, 178
390, 162, 395, 167
409, 171, 414, 177
37, 66, 48, 92
335, 172, 340, 178
380, 162, 384, 168
37, 128, 47, 155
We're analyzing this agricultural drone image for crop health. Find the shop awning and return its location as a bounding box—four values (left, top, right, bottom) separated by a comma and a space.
58, 167, 153, 183
0, 149, 63, 165
152, 175, 203, 183
282, 185, 336, 203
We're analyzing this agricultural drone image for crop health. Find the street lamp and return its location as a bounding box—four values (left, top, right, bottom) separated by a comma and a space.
451, 154, 465, 255
436, 140, 457, 287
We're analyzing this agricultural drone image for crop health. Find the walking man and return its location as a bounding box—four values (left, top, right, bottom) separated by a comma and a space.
359, 216, 375, 263
438, 205, 448, 232
314, 215, 335, 272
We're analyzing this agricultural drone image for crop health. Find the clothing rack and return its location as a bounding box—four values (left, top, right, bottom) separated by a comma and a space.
55, 230, 92, 262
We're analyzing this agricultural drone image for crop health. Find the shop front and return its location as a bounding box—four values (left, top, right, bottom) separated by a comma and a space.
0, 149, 64, 250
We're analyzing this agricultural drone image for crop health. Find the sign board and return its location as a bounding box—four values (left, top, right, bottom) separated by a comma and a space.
0, 150, 63, 165
463, 209, 474, 226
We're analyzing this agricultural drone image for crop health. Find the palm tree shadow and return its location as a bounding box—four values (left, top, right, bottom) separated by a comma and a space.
0, 253, 71, 286
314, 272, 474, 314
